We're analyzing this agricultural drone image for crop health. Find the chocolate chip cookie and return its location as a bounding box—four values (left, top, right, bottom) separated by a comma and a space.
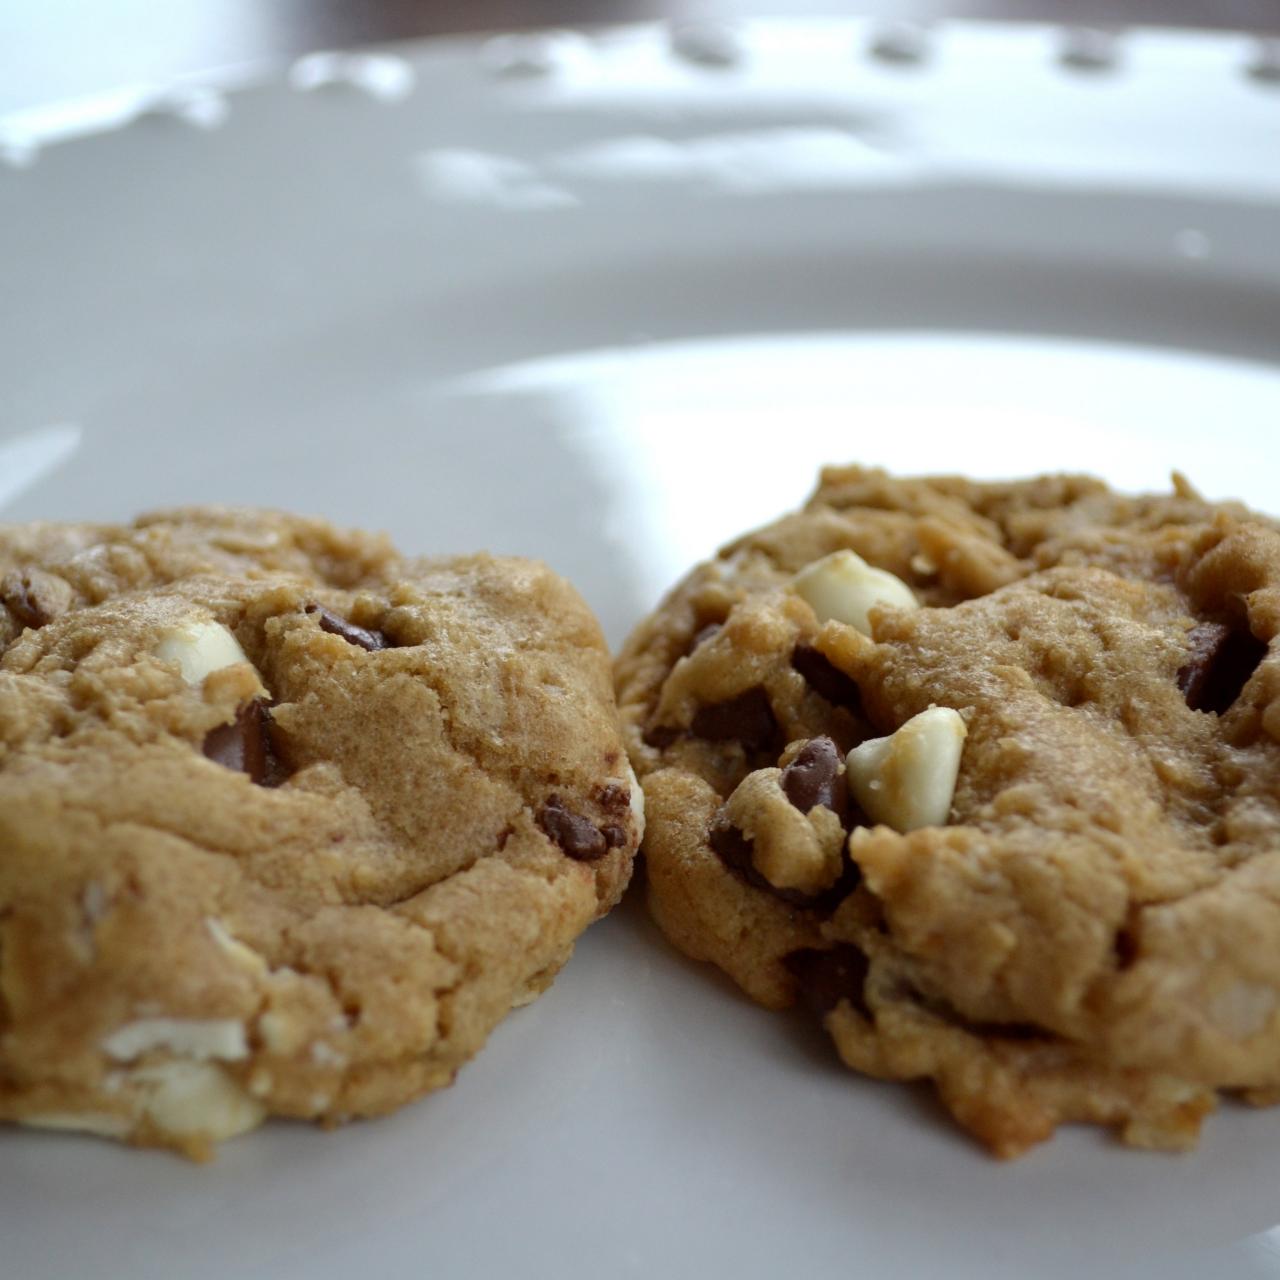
616, 467, 1280, 1157
1, 508, 641, 1158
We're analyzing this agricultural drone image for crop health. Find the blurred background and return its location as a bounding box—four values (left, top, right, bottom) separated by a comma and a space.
3, 0, 1277, 114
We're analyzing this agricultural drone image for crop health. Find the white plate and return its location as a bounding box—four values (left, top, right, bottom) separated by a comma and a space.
3, 20, 1280, 1280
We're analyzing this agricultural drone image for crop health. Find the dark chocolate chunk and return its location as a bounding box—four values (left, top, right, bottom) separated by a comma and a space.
784, 945, 871, 1018
1, 569, 69, 631
203, 700, 290, 787
822, 851, 865, 908
4, 579, 45, 630
781, 737, 846, 819
1178, 621, 1267, 714
709, 816, 861, 912
791, 644, 864, 714
690, 687, 778, 753
708, 819, 759, 881
1178, 622, 1229, 705
597, 783, 631, 814
305, 603, 389, 652
596, 783, 633, 846
538, 796, 608, 861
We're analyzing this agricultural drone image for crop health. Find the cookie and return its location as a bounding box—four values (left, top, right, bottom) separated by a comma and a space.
0, 508, 642, 1158
616, 467, 1280, 1157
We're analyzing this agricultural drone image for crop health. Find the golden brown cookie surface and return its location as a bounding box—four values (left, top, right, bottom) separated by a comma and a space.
616, 467, 1280, 1157
0, 508, 641, 1158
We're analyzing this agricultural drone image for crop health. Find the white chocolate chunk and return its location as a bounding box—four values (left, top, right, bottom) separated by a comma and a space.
155, 618, 250, 685
621, 760, 646, 841
19, 1111, 132, 1139
846, 707, 967, 832
1207, 982, 1277, 1039
102, 1017, 249, 1063
128, 1061, 266, 1140
205, 918, 267, 974
309, 1040, 347, 1069
791, 550, 918, 636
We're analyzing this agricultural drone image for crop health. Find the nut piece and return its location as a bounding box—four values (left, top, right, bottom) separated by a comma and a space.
155, 618, 252, 686
791, 550, 918, 636
846, 707, 967, 832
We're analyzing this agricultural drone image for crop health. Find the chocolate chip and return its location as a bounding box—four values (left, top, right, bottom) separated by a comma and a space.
690, 687, 779, 753
783, 945, 871, 1018
3, 577, 45, 630
596, 782, 631, 846
1178, 621, 1267, 714
1178, 622, 1228, 705
305, 603, 389, 652
822, 852, 864, 907
709, 817, 860, 912
1, 568, 72, 632
709, 819, 760, 881
202, 700, 290, 787
781, 737, 846, 819
791, 644, 863, 714
538, 796, 608, 861
597, 783, 631, 814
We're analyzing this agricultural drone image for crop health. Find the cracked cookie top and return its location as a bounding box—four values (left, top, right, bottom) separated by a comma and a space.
0, 508, 641, 1158
616, 466, 1280, 1157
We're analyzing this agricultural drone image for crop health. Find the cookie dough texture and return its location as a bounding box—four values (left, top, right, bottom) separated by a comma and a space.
1, 508, 641, 1158
617, 467, 1280, 1157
